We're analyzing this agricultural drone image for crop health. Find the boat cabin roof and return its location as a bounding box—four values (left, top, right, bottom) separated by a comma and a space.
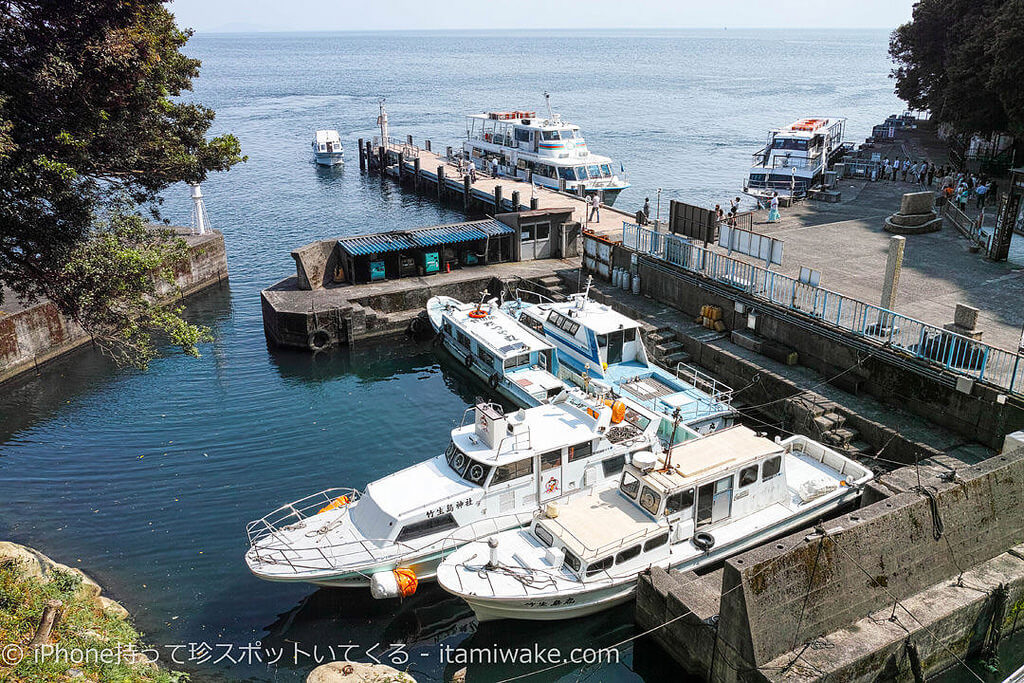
538, 487, 667, 560
771, 117, 845, 139
314, 129, 341, 143
466, 112, 580, 132
531, 298, 643, 336
453, 401, 603, 463
447, 306, 553, 358
638, 425, 783, 492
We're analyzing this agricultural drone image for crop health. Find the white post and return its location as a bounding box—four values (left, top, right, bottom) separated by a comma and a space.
190, 183, 208, 235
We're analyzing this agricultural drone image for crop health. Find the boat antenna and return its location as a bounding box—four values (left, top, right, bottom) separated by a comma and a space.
578, 274, 592, 309
377, 97, 389, 146
543, 92, 553, 121
661, 407, 682, 473
583, 363, 590, 394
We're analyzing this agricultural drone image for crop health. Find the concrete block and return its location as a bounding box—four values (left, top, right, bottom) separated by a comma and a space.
899, 191, 935, 215
731, 330, 763, 353
953, 303, 980, 330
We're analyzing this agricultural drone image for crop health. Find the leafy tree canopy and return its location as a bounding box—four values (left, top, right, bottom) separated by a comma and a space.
0, 0, 244, 366
890, 0, 1024, 137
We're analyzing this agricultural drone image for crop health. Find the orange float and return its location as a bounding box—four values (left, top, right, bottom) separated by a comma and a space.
394, 567, 418, 597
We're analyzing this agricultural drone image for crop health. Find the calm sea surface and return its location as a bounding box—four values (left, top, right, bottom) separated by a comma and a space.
3, 29, 1014, 682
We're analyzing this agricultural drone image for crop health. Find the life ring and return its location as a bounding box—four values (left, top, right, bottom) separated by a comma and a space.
467, 308, 488, 319
308, 328, 331, 352
693, 531, 716, 552
463, 353, 474, 368
488, 373, 500, 389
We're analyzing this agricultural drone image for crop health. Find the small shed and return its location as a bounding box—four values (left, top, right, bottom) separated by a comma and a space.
334, 219, 516, 284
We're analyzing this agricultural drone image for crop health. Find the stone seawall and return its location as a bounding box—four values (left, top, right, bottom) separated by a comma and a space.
0, 229, 228, 385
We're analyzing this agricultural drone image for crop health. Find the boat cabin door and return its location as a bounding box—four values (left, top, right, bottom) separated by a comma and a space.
538, 449, 563, 502
606, 330, 624, 365
696, 475, 734, 528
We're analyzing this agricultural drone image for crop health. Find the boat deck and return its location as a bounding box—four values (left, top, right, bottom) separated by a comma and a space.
604, 362, 732, 423
540, 488, 667, 561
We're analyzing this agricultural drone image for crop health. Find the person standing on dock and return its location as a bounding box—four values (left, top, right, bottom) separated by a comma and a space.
468, 160, 477, 184
768, 192, 781, 223
883, 158, 892, 182
588, 193, 601, 223
643, 197, 650, 223
926, 164, 935, 186
491, 158, 499, 178
975, 181, 988, 209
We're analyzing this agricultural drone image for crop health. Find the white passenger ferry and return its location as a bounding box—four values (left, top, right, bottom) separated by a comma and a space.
312, 129, 344, 166
245, 395, 666, 596
437, 425, 873, 621
504, 282, 735, 434
742, 117, 847, 201
427, 295, 565, 407
462, 95, 629, 205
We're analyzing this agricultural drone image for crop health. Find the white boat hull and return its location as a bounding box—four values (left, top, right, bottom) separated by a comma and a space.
314, 152, 344, 166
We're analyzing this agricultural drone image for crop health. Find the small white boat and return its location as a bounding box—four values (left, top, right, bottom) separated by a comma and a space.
245, 395, 666, 596
428, 294, 566, 407
462, 94, 629, 205
312, 129, 344, 166
503, 279, 735, 435
436, 425, 873, 622
743, 117, 847, 201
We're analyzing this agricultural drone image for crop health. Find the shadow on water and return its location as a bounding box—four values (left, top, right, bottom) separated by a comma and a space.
0, 283, 233, 444
314, 161, 346, 185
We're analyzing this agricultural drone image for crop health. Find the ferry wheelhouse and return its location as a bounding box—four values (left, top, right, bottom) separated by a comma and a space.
436, 425, 873, 622
743, 117, 847, 201
462, 104, 629, 205
312, 129, 344, 166
427, 295, 564, 407
504, 284, 735, 434
245, 396, 665, 596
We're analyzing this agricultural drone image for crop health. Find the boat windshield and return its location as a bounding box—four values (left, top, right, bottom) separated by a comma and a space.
558, 167, 577, 181
445, 441, 492, 486
772, 138, 809, 151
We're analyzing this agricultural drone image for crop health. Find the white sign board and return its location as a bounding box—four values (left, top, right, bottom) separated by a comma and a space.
718, 225, 784, 266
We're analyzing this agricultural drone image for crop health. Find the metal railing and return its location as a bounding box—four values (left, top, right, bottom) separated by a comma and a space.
743, 177, 810, 198
676, 362, 734, 406
622, 223, 1024, 397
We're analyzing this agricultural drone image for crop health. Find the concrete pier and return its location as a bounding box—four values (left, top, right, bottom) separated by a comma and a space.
0, 227, 228, 385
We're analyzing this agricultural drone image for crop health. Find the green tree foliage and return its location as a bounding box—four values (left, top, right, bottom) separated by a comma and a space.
0, 0, 244, 366
890, 0, 1024, 137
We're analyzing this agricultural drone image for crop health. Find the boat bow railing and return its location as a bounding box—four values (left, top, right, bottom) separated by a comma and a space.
675, 362, 734, 406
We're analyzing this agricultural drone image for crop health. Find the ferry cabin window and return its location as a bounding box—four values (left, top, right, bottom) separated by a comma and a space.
546, 311, 580, 336
464, 460, 491, 486
772, 138, 809, 151
665, 488, 695, 515
535, 525, 554, 547
541, 130, 560, 141
620, 472, 641, 499
515, 128, 531, 143
624, 327, 636, 342
395, 513, 458, 543
503, 353, 530, 371
600, 164, 611, 177
568, 440, 593, 462
518, 312, 544, 334
644, 533, 669, 552
585, 556, 613, 577
446, 442, 470, 476
639, 486, 662, 516
576, 166, 589, 179
616, 545, 641, 564
477, 347, 497, 368
588, 165, 601, 178
558, 167, 577, 181
762, 456, 782, 480
456, 330, 471, 349
540, 450, 561, 472
491, 457, 534, 485
597, 334, 607, 348
601, 454, 626, 477
564, 550, 581, 572
739, 465, 759, 487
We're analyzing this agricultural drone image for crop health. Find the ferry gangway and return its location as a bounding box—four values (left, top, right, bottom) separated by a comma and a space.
621, 222, 1024, 398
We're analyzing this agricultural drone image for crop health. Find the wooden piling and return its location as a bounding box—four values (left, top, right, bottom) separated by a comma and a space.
425, 140, 432, 152
413, 157, 421, 191
437, 166, 445, 200
494, 185, 503, 213
378, 145, 386, 174
463, 175, 471, 211
397, 152, 405, 182
358, 138, 365, 171
407, 134, 413, 146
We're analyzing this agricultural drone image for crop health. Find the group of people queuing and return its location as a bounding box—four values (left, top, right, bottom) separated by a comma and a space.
941, 172, 998, 213
880, 157, 999, 214
879, 157, 941, 185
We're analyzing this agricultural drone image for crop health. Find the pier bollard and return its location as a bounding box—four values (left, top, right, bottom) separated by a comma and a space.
357, 138, 365, 171
413, 157, 421, 191
397, 152, 405, 182
494, 185, 503, 213
530, 197, 539, 210
425, 140, 431, 152
437, 166, 445, 200
366, 141, 373, 171
511, 190, 520, 211
378, 146, 386, 174
463, 175, 471, 211
407, 134, 413, 146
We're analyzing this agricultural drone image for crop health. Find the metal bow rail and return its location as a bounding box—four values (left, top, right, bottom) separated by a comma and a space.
622, 222, 1024, 398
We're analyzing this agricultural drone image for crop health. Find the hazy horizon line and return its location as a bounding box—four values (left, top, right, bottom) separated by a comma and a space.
196, 25, 899, 35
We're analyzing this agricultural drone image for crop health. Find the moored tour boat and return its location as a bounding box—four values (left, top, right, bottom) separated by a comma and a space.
462, 94, 629, 205
743, 117, 847, 201
436, 425, 873, 621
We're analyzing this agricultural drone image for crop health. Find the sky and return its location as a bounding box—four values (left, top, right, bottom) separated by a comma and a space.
169, 0, 917, 33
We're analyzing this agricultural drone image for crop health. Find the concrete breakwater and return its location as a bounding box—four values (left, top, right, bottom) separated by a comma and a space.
0, 227, 228, 385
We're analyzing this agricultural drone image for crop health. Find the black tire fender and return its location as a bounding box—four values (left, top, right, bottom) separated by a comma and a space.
693, 531, 715, 552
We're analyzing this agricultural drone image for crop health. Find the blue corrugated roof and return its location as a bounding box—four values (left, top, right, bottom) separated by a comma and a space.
337, 220, 513, 257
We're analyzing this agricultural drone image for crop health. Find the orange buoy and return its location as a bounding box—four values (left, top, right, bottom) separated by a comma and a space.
318, 495, 350, 514
611, 400, 626, 424
394, 567, 418, 597
467, 308, 488, 319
